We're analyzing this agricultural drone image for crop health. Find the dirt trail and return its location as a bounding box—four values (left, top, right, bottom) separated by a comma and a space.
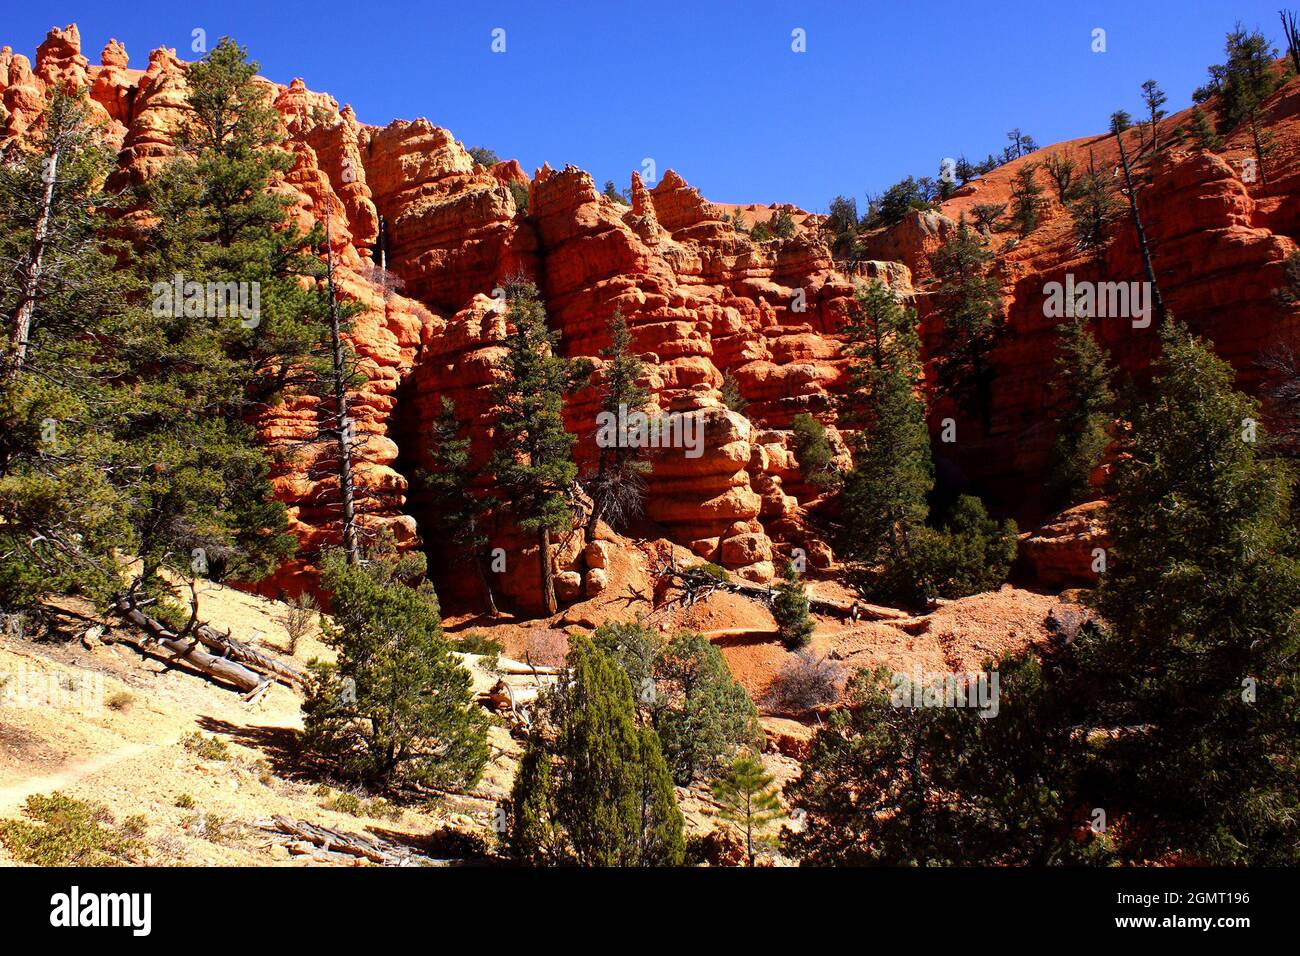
0, 741, 166, 815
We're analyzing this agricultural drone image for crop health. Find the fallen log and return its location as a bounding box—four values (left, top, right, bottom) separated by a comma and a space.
190, 622, 306, 687
259, 815, 410, 866
115, 597, 305, 689
654, 561, 905, 621
112, 600, 265, 694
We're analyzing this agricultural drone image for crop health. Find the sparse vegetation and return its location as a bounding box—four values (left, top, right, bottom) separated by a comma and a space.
763, 649, 845, 713
183, 732, 230, 762
0, 792, 145, 865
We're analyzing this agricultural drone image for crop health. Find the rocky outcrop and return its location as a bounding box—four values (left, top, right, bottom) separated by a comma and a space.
5, 24, 1296, 611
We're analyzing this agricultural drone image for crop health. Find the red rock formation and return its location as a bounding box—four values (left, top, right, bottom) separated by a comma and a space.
4, 24, 1296, 611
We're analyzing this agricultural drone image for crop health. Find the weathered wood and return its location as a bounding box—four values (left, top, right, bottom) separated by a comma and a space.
114, 599, 265, 693
260, 815, 410, 865
190, 622, 306, 687
115, 596, 305, 688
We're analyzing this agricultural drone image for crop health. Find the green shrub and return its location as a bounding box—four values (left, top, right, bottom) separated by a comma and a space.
789, 413, 839, 490
182, 732, 230, 762
593, 621, 761, 784
322, 792, 363, 816
772, 562, 815, 649
0, 792, 144, 865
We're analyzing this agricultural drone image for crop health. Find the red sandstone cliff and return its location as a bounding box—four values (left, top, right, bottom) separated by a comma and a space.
3, 24, 1297, 610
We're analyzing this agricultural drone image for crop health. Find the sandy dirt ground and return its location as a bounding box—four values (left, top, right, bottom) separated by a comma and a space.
1, 541, 1072, 866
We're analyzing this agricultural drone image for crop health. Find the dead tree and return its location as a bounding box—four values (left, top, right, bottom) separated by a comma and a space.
1282, 10, 1300, 74
1111, 114, 1166, 326
322, 203, 361, 564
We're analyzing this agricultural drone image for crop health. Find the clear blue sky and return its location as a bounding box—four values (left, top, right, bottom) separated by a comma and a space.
7, 1, 1288, 210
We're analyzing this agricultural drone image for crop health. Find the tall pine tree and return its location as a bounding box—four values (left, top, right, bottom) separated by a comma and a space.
490, 279, 578, 615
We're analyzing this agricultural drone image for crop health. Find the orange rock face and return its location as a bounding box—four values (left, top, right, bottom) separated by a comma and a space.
3, 24, 1297, 612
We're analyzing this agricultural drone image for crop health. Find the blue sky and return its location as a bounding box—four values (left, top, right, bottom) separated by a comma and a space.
7, 1, 1288, 210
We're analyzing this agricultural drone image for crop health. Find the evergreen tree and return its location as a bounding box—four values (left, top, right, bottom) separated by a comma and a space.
1141, 80, 1168, 152
837, 280, 932, 594
0, 88, 133, 610
301, 546, 490, 790
1009, 162, 1046, 236
1042, 154, 1077, 204
1049, 318, 1116, 507
122, 37, 326, 597
711, 753, 783, 866
1066, 151, 1124, 263
1187, 105, 1225, 151
1216, 24, 1281, 131
634, 725, 687, 866
1080, 321, 1300, 863
928, 215, 1003, 435
720, 369, 748, 414
538, 635, 685, 865
423, 397, 498, 615
602, 180, 629, 205
772, 560, 815, 649
789, 412, 839, 490
594, 621, 761, 785
490, 278, 578, 615
509, 737, 558, 863
785, 652, 1092, 866
584, 311, 651, 537
970, 202, 1006, 234
823, 195, 860, 256
769, 208, 797, 239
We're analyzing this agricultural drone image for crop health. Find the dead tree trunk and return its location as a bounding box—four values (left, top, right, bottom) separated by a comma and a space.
9, 143, 59, 375
539, 527, 557, 615
1114, 128, 1166, 325
114, 598, 266, 694
1282, 10, 1300, 74
324, 204, 360, 564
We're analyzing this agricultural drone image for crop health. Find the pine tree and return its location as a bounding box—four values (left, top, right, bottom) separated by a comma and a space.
1187, 105, 1225, 151
1066, 150, 1124, 263
1217, 25, 1281, 131
1110, 111, 1165, 325
1042, 154, 1077, 204
541, 635, 686, 865
634, 725, 686, 866
121, 37, 325, 598
1141, 80, 1168, 152
1009, 162, 1046, 236
785, 653, 1091, 866
720, 369, 748, 413
584, 310, 651, 537
594, 622, 761, 785
772, 560, 815, 649
712, 753, 783, 866
509, 737, 558, 863
970, 202, 1006, 234
1049, 318, 1116, 507
423, 397, 498, 615
301, 546, 490, 790
789, 412, 839, 490
0, 88, 133, 609
490, 279, 578, 615
928, 215, 1003, 435
837, 280, 932, 593
1081, 321, 1300, 863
